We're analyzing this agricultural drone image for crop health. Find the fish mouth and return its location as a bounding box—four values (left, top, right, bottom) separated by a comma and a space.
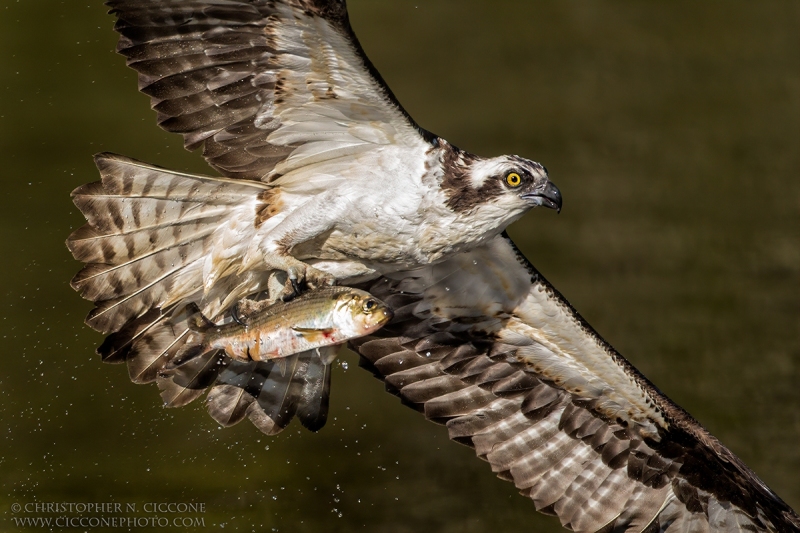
521, 181, 562, 213
376, 306, 394, 324
365, 306, 393, 330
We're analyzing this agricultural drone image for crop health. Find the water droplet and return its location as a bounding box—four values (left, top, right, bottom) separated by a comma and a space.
341, 361, 349, 370
264, 445, 270, 451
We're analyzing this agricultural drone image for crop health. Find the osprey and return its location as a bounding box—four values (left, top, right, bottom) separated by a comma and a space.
67, 1, 799, 532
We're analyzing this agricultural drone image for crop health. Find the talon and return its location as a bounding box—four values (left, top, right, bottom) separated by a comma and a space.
283, 264, 306, 299
230, 304, 245, 326
279, 277, 300, 302
290, 278, 301, 296
286, 265, 304, 283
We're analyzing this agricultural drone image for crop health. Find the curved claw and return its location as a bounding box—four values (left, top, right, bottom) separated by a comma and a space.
279, 263, 336, 300
289, 278, 301, 298
230, 304, 245, 326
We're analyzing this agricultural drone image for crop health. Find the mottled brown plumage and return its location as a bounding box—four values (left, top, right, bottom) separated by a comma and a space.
66, 1, 799, 532
351, 234, 800, 532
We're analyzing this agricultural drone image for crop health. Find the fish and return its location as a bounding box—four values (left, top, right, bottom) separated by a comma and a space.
167, 287, 393, 369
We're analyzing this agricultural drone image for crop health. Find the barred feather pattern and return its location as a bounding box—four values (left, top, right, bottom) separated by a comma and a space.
108, 0, 427, 181
160, 346, 334, 434
350, 234, 800, 533
68, 0, 435, 434
69, 0, 438, 437
69, 153, 269, 335
68, 153, 333, 432
68, 3, 800, 529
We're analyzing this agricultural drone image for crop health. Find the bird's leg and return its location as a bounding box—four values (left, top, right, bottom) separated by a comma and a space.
260, 243, 336, 299
254, 192, 345, 298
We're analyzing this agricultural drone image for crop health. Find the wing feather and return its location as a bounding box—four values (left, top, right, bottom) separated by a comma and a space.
349, 233, 799, 532
70, 5, 799, 529
107, 0, 433, 180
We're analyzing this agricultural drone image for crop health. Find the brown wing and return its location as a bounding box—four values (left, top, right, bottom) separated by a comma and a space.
349, 234, 800, 533
71, 0, 437, 435
108, 0, 433, 180
70, 153, 334, 433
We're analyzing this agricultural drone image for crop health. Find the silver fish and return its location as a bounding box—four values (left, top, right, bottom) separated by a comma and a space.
168, 287, 392, 368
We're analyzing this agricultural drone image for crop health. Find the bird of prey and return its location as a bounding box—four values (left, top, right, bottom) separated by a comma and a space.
67, 1, 799, 532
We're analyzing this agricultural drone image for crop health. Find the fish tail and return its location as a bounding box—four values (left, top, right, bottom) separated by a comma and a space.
164, 303, 216, 369
165, 344, 208, 370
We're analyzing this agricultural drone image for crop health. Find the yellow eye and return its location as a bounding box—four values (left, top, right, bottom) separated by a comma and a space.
362, 299, 377, 313
506, 172, 522, 187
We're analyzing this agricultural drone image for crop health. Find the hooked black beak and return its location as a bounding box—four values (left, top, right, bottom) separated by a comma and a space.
521, 181, 562, 213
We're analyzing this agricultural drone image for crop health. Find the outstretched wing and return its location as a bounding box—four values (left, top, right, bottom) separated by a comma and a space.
71, 0, 437, 434
108, 0, 433, 180
350, 234, 800, 533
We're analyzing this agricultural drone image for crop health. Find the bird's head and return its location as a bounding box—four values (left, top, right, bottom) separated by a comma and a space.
441, 146, 562, 226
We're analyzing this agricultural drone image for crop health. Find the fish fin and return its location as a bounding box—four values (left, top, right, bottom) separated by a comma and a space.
296, 348, 333, 432
318, 346, 341, 366
275, 357, 288, 377
164, 304, 214, 369
291, 326, 334, 334
291, 326, 335, 344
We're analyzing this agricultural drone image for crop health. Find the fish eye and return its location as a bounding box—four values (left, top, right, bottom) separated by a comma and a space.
362, 299, 377, 312
506, 172, 522, 187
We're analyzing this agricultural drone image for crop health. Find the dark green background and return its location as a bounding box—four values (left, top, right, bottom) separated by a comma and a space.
1, 1, 798, 532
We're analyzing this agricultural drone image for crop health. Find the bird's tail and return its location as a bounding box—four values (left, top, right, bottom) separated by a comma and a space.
68, 153, 271, 333
68, 153, 332, 433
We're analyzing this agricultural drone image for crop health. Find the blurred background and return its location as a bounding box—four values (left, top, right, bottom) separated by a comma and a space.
1, 1, 798, 531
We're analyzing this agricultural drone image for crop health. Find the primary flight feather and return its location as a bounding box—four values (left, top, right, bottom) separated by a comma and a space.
67, 1, 799, 531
